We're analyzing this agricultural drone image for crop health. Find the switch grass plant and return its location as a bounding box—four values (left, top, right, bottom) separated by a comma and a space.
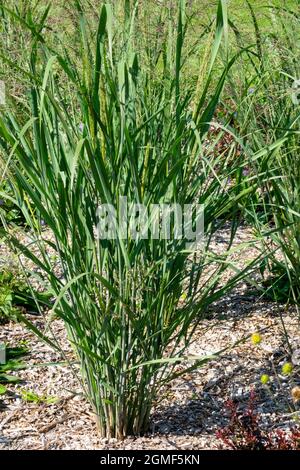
254, 128, 300, 305
0, 1, 257, 438
229, 3, 300, 306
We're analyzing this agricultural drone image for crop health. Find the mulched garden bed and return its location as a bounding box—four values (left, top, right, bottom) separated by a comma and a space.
0, 226, 299, 450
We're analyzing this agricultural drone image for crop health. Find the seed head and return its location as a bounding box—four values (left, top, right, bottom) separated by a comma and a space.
282, 362, 293, 376
291, 386, 300, 403
251, 332, 262, 345
260, 374, 270, 385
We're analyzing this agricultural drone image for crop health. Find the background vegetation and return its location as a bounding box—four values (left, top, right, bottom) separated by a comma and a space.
0, 0, 299, 442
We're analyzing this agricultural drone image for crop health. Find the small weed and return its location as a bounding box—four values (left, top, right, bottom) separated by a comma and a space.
216, 391, 300, 450
0, 269, 52, 323
20, 389, 58, 405
0, 344, 28, 385
0, 181, 26, 226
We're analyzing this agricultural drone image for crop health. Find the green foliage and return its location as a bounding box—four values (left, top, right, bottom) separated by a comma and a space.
2, 0, 299, 440
0, 272, 15, 322
0, 269, 52, 323
0, 344, 28, 386
224, 2, 300, 305
20, 389, 58, 404
0, 181, 25, 225
0, 0, 259, 438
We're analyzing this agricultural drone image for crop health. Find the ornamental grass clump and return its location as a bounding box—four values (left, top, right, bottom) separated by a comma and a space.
0, 1, 255, 438
225, 2, 300, 305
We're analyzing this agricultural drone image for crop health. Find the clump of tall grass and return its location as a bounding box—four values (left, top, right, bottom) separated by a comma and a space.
0, 1, 255, 437
226, 2, 300, 305
252, 117, 300, 305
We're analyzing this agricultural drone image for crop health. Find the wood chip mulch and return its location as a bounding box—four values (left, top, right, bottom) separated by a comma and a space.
0, 226, 299, 449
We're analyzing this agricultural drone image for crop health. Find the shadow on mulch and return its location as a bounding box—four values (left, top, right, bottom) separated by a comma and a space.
205, 285, 292, 321
148, 357, 295, 438
150, 398, 220, 436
